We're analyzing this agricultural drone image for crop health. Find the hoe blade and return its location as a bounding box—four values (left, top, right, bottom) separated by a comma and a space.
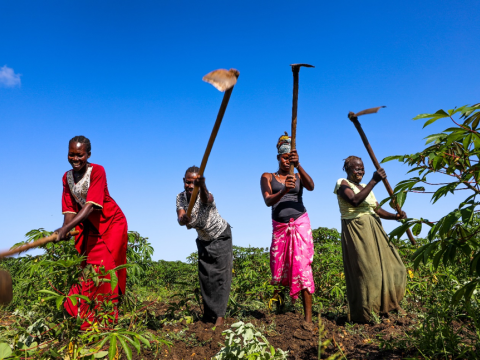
202, 68, 240, 92
353, 106, 386, 118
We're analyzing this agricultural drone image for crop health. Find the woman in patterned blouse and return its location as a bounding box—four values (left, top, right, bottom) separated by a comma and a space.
176, 166, 232, 326
56, 136, 128, 330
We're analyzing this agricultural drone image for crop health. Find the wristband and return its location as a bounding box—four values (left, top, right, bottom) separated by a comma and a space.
295, 163, 301, 169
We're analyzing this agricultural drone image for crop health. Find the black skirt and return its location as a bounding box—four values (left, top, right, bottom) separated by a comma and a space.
196, 224, 233, 320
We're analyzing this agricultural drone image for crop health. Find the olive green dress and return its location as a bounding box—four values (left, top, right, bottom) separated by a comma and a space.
334, 179, 406, 323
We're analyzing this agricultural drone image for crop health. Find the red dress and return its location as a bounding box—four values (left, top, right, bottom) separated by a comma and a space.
61, 164, 128, 329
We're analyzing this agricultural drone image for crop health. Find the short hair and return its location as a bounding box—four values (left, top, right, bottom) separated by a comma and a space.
343, 156, 362, 173
69, 136, 91, 153
184, 165, 200, 177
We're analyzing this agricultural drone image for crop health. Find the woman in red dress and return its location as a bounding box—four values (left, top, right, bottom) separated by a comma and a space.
56, 136, 128, 330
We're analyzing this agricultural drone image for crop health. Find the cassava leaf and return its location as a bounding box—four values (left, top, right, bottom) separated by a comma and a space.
396, 191, 407, 208
381, 155, 404, 163
412, 222, 422, 236
0, 343, 12, 360
117, 335, 132, 360
108, 335, 117, 360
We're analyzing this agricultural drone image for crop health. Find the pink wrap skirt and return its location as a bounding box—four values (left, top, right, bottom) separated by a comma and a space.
270, 212, 315, 300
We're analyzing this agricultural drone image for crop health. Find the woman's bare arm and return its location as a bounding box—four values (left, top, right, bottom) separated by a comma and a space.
337, 179, 379, 207
296, 165, 314, 191
260, 173, 295, 207
177, 208, 191, 226
374, 203, 407, 220
56, 203, 95, 240
289, 150, 314, 191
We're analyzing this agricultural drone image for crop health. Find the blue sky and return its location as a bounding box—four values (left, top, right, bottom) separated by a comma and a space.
1, 0, 479, 261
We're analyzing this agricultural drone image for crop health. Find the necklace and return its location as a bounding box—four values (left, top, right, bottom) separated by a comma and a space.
274, 171, 289, 184
348, 177, 360, 185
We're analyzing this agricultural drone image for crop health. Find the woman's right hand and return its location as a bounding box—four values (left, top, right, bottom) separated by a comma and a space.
372, 168, 387, 183
55, 227, 70, 242
284, 175, 296, 192
179, 213, 191, 226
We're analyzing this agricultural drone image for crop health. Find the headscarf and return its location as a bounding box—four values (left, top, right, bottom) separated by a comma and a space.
277, 132, 291, 155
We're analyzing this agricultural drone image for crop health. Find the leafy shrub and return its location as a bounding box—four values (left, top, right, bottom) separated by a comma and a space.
378, 103, 480, 357
382, 103, 480, 303
213, 321, 288, 360
311, 227, 346, 313
0, 228, 169, 359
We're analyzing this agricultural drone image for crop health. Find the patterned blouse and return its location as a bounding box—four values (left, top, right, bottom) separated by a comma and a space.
176, 191, 228, 241
334, 178, 378, 220
64, 165, 94, 209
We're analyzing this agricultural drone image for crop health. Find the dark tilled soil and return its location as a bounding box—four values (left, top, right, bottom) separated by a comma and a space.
132, 303, 417, 360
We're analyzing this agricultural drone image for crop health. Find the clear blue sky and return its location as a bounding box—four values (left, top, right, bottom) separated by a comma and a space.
1, 0, 479, 261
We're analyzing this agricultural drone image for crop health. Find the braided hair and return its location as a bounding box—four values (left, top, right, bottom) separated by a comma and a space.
343, 156, 362, 173
185, 165, 200, 177
69, 135, 91, 153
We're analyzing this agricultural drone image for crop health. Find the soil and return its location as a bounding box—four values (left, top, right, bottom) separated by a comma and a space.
131, 302, 417, 360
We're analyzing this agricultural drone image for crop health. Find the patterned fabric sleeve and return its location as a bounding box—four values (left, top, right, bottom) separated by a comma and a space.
85, 165, 106, 209
62, 173, 78, 214
176, 192, 186, 211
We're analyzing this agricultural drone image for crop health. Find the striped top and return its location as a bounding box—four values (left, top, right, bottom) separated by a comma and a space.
334, 178, 378, 220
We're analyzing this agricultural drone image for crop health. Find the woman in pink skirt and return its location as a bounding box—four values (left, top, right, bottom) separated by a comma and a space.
260, 133, 315, 322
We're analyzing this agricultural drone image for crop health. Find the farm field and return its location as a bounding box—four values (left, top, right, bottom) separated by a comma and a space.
1, 105, 480, 359
0, 225, 479, 360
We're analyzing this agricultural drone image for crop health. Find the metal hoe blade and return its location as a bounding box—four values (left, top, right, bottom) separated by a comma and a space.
202, 68, 240, 92
290, 63, 315, 69
349, 106, 386, 119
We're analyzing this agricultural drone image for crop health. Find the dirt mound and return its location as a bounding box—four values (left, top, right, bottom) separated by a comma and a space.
133, 305, 416, 359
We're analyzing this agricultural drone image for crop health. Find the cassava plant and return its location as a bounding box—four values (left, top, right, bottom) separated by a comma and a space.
381, 103, 480, 304
212, 321, 289, 360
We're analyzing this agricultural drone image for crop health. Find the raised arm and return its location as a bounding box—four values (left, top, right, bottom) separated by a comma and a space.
337, 169, 385, 207
260, 173, 296, 207
289, 150, 314, 191
194, 176, 214, 204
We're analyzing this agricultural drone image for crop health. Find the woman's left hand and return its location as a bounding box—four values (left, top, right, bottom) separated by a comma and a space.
397, 211, 407, 220
289, 150, 299, 168
194, 176, 206, 189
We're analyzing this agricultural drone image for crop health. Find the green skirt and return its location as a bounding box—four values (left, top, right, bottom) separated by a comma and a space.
341, 214, 406, 323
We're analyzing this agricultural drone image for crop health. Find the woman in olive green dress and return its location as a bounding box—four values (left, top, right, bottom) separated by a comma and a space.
334, 156, 407, 323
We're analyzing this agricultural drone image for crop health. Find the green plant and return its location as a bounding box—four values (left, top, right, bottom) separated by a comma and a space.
382, 103, 480, 303
311, 227, 346, 315
0, 228, 169, 359
377, 103, 480, 358
213, 321, 289, 360
316, 309, 341, 360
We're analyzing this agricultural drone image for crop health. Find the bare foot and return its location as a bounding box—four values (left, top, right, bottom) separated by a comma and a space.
214, 317, 224, 326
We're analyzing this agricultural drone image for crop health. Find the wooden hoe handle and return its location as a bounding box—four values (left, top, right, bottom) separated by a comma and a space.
350, 117, 417, 246
0, 230, 80, 259
186, 86, 236, 217
290, 69, 299, 176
